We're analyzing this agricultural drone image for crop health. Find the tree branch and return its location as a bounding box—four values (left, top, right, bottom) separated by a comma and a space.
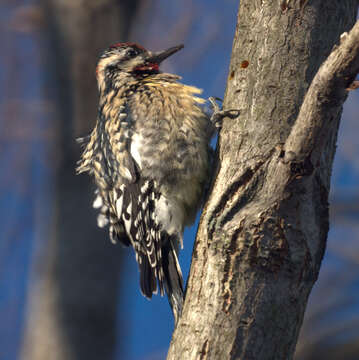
284, 20, 359, 165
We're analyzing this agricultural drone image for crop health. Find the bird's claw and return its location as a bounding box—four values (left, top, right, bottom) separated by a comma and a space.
208, 97, 240, 128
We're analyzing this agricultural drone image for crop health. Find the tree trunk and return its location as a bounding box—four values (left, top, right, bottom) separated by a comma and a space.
21, 1, 139, 360
168, 1, 359, 359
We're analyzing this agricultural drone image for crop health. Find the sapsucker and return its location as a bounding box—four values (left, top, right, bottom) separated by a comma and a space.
77, 42, 238, 323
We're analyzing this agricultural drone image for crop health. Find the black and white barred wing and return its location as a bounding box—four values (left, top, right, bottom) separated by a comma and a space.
92, 169, 164, 298
89, 112, 166, 298
126, 179, 166, 298
82, 106, 184, 317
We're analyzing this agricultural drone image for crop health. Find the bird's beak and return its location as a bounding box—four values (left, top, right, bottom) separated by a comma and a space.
146, 44, 184, 64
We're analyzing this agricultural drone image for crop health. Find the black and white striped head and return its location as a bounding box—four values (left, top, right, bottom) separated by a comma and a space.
96, 42, 184, 88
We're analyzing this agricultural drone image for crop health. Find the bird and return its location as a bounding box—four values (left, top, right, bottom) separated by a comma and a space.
76, 42, 239, 323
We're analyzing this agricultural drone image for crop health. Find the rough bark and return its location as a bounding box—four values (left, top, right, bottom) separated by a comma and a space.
168, 2, 359, 360
21, 1, 139, 360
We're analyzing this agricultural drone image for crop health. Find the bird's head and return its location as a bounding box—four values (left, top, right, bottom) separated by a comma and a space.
96, 42, 184, 87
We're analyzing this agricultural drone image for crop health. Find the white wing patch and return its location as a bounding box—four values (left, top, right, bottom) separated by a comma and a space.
130, 133, 143, 168
123, 200, 133, 239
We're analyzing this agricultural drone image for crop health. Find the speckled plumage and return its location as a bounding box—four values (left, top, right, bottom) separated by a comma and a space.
77, 43, 216, 322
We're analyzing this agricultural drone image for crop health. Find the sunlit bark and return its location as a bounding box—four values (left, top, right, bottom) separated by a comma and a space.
168, 2, 359, 359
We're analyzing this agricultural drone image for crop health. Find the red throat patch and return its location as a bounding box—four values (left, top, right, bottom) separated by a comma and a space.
134, 63, 159, 72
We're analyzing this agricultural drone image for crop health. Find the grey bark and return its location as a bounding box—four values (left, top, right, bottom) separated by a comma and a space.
167, 2, 359, 360
21, 1, 139, 359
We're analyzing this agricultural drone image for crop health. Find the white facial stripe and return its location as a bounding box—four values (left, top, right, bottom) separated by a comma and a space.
97, 55, 120, 73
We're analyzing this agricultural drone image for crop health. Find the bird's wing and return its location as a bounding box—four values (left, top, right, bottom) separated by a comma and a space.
95, 103, 165, 297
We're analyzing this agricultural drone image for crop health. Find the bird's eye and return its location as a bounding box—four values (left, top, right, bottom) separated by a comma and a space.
126, 49, 137, 57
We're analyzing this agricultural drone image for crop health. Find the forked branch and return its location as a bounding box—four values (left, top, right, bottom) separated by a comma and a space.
284, 20, 359, 165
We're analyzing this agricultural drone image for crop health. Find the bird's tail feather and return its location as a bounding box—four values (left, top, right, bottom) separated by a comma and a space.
162, 235, 184, 324
139, 254, 157, 298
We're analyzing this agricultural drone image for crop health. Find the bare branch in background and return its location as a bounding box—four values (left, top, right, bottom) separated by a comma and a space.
7, 5, 45, 33
20, 1, 141, 359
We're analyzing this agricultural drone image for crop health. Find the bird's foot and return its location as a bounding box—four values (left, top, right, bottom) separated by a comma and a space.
208, 96, 240, 128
